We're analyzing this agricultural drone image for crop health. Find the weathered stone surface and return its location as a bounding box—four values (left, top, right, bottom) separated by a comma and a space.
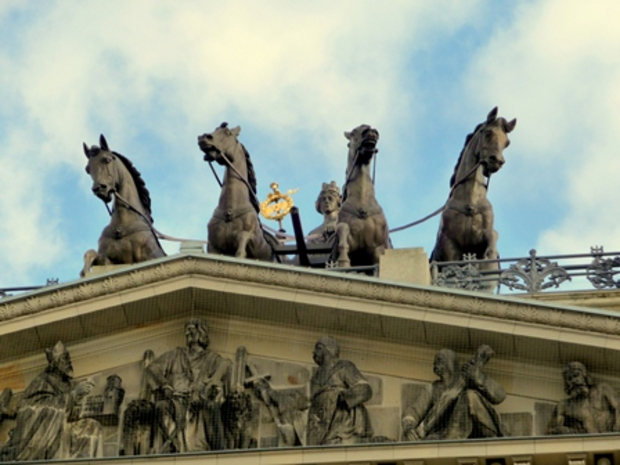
535, 402, 557, 436
380, 247, 430, 285
500, 412, 533, 437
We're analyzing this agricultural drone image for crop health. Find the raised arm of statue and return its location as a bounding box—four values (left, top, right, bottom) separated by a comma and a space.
462, 362, 505, 405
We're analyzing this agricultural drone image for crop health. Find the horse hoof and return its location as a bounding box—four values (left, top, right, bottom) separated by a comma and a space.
337, 260, 351, 268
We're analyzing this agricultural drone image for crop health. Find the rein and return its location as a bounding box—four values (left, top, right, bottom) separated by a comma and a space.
215, 143, 263, 209
104, 192, 209, 245
389, 159, 485, 233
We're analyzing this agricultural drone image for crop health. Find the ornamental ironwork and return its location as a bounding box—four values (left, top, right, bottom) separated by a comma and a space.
433, 254, 485, 291
499, 249, 570, 293
586, 246, 620, 289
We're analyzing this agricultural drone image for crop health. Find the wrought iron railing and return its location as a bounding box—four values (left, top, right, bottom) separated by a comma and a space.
0, 278, 59, 298
431, 247, 620, 294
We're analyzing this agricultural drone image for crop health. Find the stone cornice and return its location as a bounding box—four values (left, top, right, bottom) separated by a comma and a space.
1, 253, 619, 338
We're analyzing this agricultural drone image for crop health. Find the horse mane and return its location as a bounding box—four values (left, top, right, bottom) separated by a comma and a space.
240, 143, 260, 213
449, 121, 484, 188
114, 152, 154, 223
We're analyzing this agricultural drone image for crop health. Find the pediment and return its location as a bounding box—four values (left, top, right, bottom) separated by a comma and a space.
1, 253, 620, 464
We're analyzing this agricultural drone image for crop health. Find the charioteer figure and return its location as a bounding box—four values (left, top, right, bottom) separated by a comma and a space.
307, 181, 342, 243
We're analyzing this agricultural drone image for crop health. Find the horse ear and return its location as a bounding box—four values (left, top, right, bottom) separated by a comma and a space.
487, 107, 498, 123
83, 142, 90, 158
231, 126, 241, 137
99, 134, 109, 151
504, 118, 517, 133
344, 131, 352, 140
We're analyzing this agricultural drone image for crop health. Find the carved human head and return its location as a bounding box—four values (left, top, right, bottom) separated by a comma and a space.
315, 181, 342, 214
433, 349, 457, 379
563, 361, 593, 396
45, 340, 74, 378
313, 335, 340, 365
185, 318, 210, 349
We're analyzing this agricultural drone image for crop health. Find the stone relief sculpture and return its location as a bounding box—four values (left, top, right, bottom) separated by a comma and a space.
430, 107, 516, 291
248, 358, 309, 447
221, 346, 254, 450
140, 319, 231, 453
307, 336, 373, 445
402, 345, 507, 441
308, 181, 342, 243
0, 388, 14, 427
198, 122, 275, 261
547, 361, 620, 435
0, 341, 103, 461
334, 125, 391, 267
121, 350, 156, 456
80, 135, 165, 277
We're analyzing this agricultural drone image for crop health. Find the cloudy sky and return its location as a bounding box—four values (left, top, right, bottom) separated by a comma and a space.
0, 0, 619, 289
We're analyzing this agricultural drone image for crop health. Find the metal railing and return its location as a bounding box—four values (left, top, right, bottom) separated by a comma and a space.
0, 278, 59, 298
431, 247, 620, 294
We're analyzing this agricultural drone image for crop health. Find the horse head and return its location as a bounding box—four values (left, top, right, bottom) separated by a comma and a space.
198, 122, 242, 165
344, 124, 380, 169
83, 134, 119, 203
472, 107, 517, 177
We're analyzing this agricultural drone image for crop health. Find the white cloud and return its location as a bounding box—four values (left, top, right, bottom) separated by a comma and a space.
464, 0, 620, 255
0, 0, 487, 284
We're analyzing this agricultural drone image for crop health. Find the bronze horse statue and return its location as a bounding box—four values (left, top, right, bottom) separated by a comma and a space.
431, 107, 516, 288
80, 135, 165, 277
198, 123, 273, 261
335, 125, 391, 267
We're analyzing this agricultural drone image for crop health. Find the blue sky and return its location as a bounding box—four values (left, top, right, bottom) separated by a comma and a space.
1, 0, 619, 288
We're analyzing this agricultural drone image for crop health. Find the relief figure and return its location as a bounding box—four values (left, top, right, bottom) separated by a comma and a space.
402, 346, 506, 441
142, 319, 231, 453
547, 361, 620, 435
0, 341, 102, 461
307, 336, 373, 445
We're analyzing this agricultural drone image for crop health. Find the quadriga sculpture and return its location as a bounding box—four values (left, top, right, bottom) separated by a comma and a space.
431, 107, 516, 289
80, 135, 165, 277
198, 122, 273, 260
335, 125, 391, 267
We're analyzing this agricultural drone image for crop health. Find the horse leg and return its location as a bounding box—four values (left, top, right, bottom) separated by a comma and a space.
373, 244, 386, 267
335, 223, 351, 267
481, 229, 500, 293
235, 231, 252, 259
483, 229, 499, 260
80, 249, 111, 277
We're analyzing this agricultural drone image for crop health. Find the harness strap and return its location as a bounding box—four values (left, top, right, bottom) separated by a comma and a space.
340, 202, 383, 220
211, 205, 255, 223
445, 198, 492, 217
389, 160, 484, 233
101, 223, 153, 240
